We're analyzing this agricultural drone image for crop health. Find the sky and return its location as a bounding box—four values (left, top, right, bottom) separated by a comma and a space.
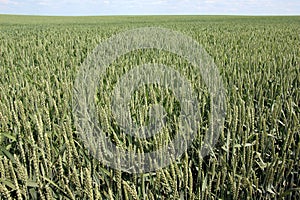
0, 0, 299, 16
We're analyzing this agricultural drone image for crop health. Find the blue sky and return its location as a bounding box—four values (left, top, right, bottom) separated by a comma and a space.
0, 0, 299, 16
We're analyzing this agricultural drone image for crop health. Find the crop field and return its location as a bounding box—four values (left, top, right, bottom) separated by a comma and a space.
0, 15, 299, 199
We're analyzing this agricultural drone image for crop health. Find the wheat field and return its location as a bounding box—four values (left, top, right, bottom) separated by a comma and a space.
0, 15, 299, 199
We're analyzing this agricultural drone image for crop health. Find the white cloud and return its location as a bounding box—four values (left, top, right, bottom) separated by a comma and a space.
0, 0, 9, 4
37, 0, 51, 6
204, 0, 217, 4
0, 0, 19, 5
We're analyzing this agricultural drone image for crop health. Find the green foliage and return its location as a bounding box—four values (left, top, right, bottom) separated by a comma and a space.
0, 15, 299, 199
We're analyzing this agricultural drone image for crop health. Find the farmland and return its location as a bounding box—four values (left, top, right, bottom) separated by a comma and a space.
0, 15, 299, 199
